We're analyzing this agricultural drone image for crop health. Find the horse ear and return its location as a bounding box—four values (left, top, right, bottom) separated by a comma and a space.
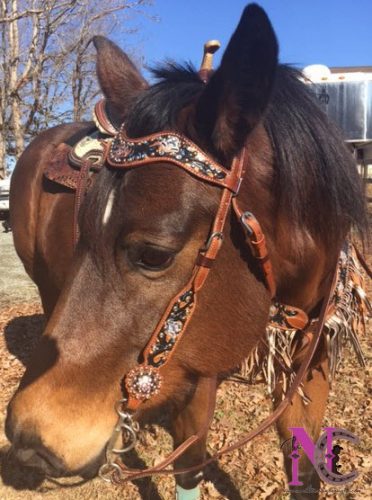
194, 4, 278, 160
92, 36, 148, 118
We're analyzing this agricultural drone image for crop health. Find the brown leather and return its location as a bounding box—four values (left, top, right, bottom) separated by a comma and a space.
44, 143, 100, 192
43, 141, 103, 246
232, 198, 276, 297
44, 144, 84, 191
195, 254, 215, 268
94, 99, 118, 136
104, 131, 243, 193
114, 268, 338, 481
283, 307, 309, 330
73, 160, 92, 245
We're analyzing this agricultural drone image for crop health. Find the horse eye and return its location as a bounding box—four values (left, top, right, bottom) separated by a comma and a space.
136, 247, 175, 271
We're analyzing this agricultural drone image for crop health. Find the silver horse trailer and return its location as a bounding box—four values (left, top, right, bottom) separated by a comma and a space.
304, 65, 372, 204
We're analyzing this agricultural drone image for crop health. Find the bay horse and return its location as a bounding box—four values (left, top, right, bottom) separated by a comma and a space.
6, 4, 366, 499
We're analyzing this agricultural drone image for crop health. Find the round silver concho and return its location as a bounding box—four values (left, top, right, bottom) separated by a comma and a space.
125, 366, 162, 400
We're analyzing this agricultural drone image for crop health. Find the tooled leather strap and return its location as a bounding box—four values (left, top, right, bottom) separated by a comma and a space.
113, 267, 338, 482
73, 160, 92, 246
232, 198, 276, 298
106, 128, 243, 193
124, 149, 247, 412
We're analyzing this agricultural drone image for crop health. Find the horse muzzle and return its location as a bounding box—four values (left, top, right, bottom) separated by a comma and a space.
5, 406, 106, 479
8, 440, 104, 479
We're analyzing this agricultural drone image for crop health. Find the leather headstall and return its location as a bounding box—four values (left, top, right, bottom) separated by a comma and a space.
104, 127, 277, 411
98, 126, 340, 484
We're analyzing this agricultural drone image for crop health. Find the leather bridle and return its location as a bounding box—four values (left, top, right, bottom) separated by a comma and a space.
106, 128, 276, 411
93, 126, 332, 483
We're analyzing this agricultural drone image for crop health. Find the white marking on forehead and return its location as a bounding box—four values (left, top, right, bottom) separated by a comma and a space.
102, 188, 116, 226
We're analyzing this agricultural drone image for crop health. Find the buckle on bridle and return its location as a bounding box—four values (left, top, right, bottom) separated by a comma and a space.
202, 231, 224, 252
240, 211, 254, 236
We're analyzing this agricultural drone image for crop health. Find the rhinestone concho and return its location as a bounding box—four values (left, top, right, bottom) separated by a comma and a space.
125, 366, 162, 401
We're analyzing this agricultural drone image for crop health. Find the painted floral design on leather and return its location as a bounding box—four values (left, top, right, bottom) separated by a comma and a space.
147, 289, 194, 368
109, 132, 227, 181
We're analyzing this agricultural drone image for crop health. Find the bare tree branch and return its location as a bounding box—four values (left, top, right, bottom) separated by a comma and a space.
0, 0, 154, 177
0, 8, 42, 23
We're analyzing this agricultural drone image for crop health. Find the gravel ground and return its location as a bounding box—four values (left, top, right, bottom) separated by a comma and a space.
0, 231, 39, 308
0, 230, 370, 499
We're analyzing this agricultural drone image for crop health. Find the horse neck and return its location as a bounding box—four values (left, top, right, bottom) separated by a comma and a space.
239, 126, 341, 313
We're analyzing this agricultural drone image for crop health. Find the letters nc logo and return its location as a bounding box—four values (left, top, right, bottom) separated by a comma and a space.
286, 427, 359, 486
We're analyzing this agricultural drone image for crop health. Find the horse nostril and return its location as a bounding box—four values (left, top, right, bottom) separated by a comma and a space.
15, 448, 42, 468
13, 443, 66, 477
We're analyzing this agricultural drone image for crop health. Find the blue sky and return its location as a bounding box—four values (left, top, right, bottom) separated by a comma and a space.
124, 0, 371, 74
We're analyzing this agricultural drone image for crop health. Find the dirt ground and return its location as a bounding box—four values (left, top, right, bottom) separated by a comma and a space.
0, 229, 370, 499
0, 232, 39, 308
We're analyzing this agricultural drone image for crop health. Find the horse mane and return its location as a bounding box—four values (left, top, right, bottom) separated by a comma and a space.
119, 63, 367, 243
264, 66, 366, 241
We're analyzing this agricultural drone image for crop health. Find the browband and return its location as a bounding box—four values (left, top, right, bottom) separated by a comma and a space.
106, 128, 242, 192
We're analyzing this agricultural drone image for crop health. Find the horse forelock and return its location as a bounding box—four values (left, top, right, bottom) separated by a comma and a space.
125, 62, 204, 137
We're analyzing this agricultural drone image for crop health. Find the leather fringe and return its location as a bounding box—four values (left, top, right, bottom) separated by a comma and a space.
239, 242, 369, 401
324, 243, 370, 379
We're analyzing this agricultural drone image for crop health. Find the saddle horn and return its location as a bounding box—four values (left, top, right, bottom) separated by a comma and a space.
199, 39, 221, 83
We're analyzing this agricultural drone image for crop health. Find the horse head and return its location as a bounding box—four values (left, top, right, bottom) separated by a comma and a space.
6, 3, 364, 487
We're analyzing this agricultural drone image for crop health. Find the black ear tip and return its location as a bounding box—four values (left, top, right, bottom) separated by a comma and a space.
243, 3, 267, 15
242, 3, 270, 22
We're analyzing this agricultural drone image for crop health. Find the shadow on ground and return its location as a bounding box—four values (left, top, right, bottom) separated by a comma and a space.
4, 314, 44, 366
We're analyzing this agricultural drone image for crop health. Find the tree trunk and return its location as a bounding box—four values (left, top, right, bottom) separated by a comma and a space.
9, 0, 24, 159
